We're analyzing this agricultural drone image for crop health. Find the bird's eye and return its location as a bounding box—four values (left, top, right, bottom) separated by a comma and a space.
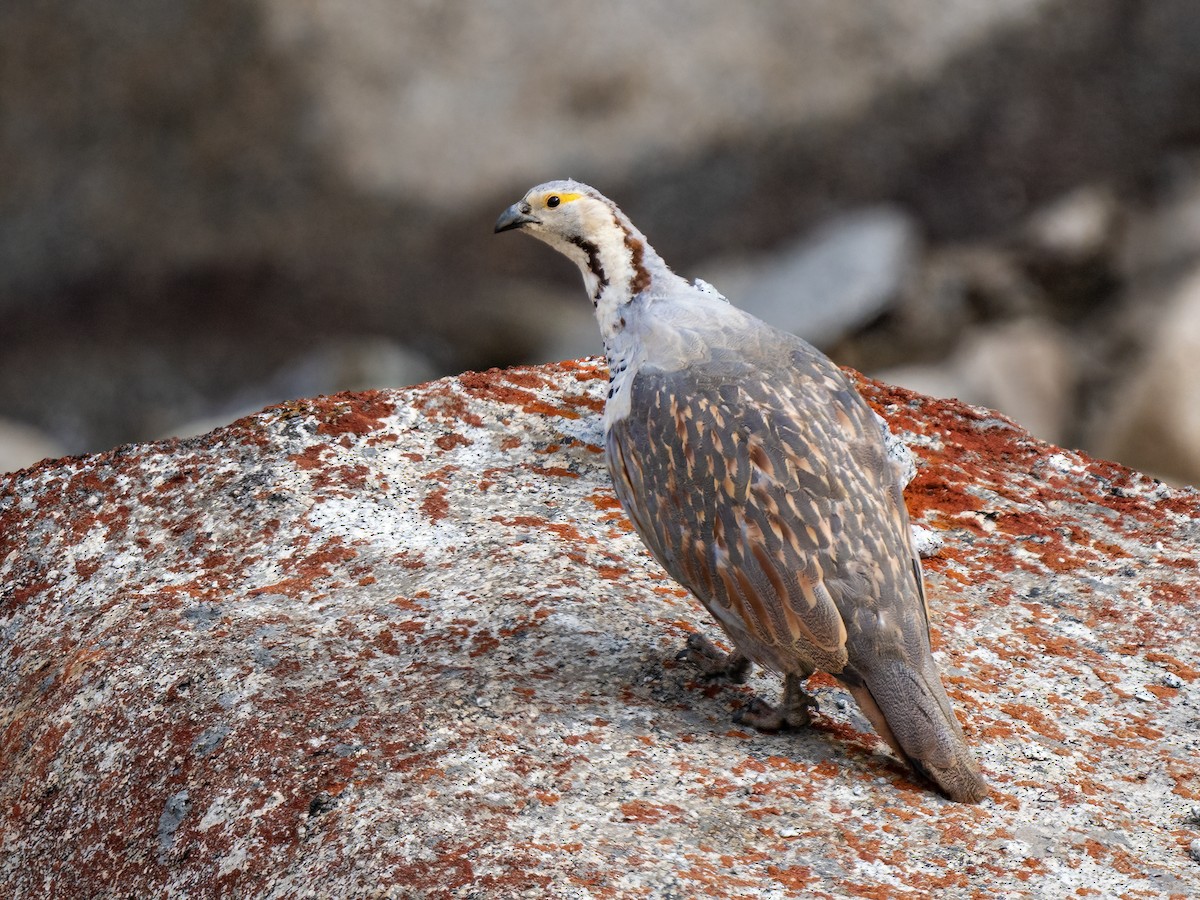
546, 195, 560, 208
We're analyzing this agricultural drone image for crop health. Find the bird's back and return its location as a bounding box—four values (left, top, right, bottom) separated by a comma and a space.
607, 299, 988, 802
608, 307, 920, 674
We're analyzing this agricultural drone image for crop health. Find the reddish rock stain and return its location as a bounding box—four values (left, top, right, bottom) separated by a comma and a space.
312, 391, 396, 436
421, 487, 449, 523
434, 433, 472, 452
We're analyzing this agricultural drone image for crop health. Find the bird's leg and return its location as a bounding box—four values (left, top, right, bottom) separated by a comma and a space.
734, 673, 818, 731
676, 632, 752, 683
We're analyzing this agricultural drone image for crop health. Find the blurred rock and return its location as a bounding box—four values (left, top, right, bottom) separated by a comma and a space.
477, 276, 605, 369
167, 337, 439, 440
698, 207, 919, 346
1100, 265, 1200, 485
0, 0, 1067, 317
0, 419, 67, 474
7, 2, 1200, 457
877, 318, 1078, 444
1119, 154, 1200, 285
257, 1, 1065, 211
270, 336, 439, 395
873, 364, 963, 409
1016, 186, 1123, 322
839, 243, 1044, 373
523, 299, 606, 367
1023, 186, 1120, 261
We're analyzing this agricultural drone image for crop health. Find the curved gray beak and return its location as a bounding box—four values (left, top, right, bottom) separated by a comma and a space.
494, 202, 540, 233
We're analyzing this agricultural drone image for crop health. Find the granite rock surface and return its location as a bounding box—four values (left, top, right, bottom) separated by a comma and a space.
2, 360, 1198, 898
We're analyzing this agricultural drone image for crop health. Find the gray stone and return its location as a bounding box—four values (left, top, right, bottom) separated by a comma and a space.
168, 337, 440, 441
156, 791, 191, 860
876, 318, 1078, 444
1024, 186, 1119, 261
1120, 156, 1200, 283
697, 207, 920, 346
0, 417, 67, 474
1100, 265, 1200, 485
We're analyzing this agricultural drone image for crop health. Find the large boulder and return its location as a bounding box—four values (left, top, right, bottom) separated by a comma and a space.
2, 361, 1198, 897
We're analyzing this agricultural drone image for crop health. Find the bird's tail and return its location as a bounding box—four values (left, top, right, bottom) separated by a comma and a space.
846, 658, 989, 804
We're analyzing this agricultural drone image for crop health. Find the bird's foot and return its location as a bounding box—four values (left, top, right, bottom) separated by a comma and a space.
676, 633, 751, 683
733, 675, 817, 732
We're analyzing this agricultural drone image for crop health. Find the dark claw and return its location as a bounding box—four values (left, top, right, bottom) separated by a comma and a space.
734, 697, 787, 732
733, 682, 817, 732
676, 633, 752, 683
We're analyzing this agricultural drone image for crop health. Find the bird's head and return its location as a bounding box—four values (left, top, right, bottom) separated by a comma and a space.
494, 180, 616, 248
494, 180, 659, 304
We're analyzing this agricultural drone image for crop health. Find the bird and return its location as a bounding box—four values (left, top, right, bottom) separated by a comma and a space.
494, 180, 989, 803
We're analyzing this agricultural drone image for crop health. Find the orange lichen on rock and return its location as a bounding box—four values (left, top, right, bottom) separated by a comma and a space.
0, 361, 1198, 898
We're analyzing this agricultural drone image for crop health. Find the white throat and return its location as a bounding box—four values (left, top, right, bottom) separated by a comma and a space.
540, 209, 659, 432
600, 307, 642, 431
578, 222, 652, 432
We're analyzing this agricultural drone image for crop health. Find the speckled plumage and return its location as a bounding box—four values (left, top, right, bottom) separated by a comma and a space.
495, 181, 988, 803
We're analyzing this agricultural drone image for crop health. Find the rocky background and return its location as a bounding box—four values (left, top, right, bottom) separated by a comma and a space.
4, 0, 1200, 484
